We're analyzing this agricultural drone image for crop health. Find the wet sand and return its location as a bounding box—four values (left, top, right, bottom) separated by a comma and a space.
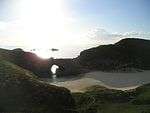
43, 71, 150, 92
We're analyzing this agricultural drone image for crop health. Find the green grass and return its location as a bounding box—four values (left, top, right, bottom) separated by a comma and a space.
132, 84, 150, 104
0, 60, 75, 113
97, 104, 150, 113
1, 47, 150, 113
73, 85, 150, 113
0, 60, 37, 79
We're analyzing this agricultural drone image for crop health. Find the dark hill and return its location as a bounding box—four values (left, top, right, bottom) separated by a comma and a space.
0, 60, 75, 113
0, 48, 84, 77
0, 38, 150, 77
78, 38, 150, 71
0, 48, 52, 77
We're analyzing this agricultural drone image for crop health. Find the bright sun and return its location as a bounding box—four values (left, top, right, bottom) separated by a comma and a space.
14, 0, 68, 58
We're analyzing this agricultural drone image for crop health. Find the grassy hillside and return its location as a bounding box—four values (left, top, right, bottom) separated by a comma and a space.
0, 48, 52, 77
78, 38, 150, 71
1, 38, 150, 113
73, 85, 150, 113
0, 60, 75, 113
1, 58, 150, 113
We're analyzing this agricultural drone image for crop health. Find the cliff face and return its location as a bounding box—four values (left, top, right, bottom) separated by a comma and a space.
78, 38, 150, 71
0, 60, 76, 113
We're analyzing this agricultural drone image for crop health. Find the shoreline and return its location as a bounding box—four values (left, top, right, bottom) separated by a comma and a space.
42, 70, 150, 92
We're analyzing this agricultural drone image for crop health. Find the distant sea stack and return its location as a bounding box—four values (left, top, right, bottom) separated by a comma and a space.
78, 38, 150, 71
51, 48, 59, 51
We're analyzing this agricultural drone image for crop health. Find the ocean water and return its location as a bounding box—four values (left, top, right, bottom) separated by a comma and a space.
28, 45, 93, 59
42, 71, 150, 92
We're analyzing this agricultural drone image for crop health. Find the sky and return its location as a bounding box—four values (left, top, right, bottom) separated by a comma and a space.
66, 0, 150, 32
0, 0, 150, 58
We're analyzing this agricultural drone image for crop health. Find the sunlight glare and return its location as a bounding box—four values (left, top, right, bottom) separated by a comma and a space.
14, 0, 68, 58
51, 65, 59, 74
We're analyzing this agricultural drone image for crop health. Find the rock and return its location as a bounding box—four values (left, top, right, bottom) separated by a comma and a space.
0, 48, 83, 78
54, 59, 83, 77
78, 38, 150, 71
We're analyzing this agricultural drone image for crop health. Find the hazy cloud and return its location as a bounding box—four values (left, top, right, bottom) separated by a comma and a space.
87, 28, 150, 44
123, 32, 150, 39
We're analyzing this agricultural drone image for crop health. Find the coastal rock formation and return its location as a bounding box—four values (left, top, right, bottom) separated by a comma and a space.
53, 59, 84, 77
0, 38, 150, 78
0, 48, 83, 77
78, 38, 150, 71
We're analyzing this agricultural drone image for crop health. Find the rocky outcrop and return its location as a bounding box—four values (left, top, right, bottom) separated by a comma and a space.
0, 48, 84, 78
0, 60, 76, 113
78, 38, 150, 71
53, 59, 85, 77
1, 38, 150, 77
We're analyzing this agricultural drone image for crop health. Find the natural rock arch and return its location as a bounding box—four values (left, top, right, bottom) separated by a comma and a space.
48, 58, 83, 77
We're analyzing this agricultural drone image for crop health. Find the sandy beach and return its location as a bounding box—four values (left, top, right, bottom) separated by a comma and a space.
43, 71, 150, 92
